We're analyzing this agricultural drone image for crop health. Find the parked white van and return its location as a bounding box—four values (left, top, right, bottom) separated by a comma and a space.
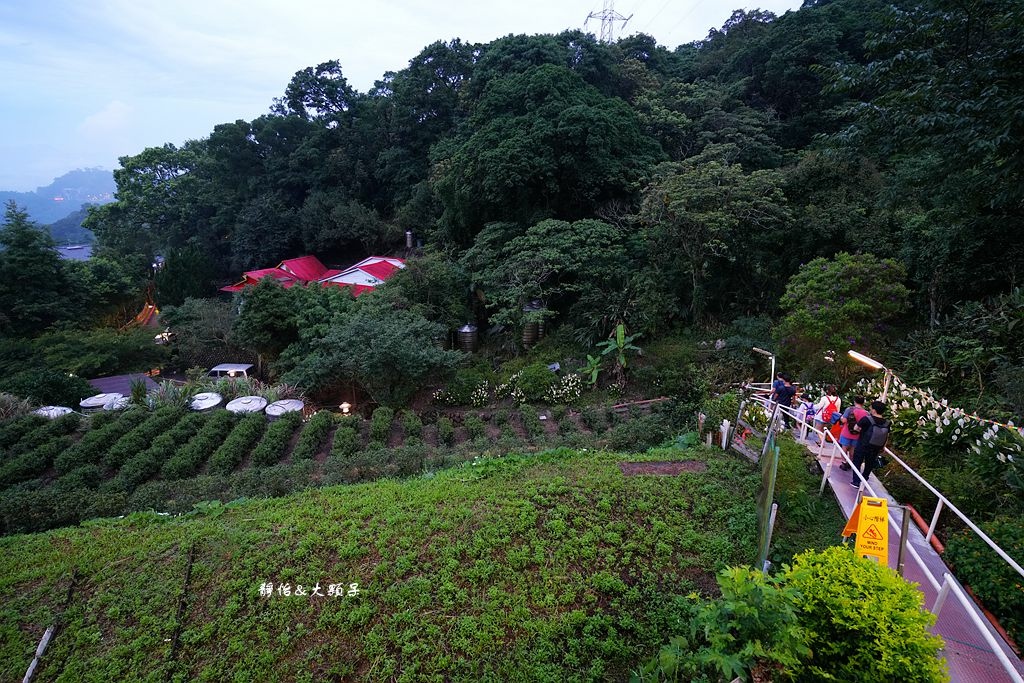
207, 363, 254, 379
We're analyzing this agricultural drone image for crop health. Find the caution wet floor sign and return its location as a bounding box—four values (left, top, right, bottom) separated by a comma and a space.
841, 496, 889, 564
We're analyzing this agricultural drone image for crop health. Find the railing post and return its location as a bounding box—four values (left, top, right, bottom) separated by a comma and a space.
926, 500, 944, 542
897, 505, 912, 577
932, 575, 951, 617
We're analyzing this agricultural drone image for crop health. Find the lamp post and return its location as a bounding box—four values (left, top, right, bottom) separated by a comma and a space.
752, 347, 775, 385
847, 350, 892, 401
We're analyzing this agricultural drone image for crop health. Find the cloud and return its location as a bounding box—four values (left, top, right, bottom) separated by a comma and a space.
78, 100, 134, 138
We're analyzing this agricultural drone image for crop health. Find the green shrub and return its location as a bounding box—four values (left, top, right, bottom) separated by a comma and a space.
945, 516, 1024, 643
608, 414, 671, 453
641, 547, 946, 683
515, 363, 558, 403
401, 410, 423, 441
551, 405, 567, 421
433, 369, 490, 407
369, 407, 394, 447
208, 413, 266, 475
638, 566, 808, 682
161, 410, 236, 480
520, 407, 546, 441
558, 414, 578, 436
580, 405, 608, 432
436, 417, 455, 446
464, 414, 486, 440
290, 411, 334, 460
251, 411, 303, 466
701, 392, 740, 436
55, 409, 149, 474
331, 426, 361, 458
493, 409, 509, 427
786, 546, 946, 682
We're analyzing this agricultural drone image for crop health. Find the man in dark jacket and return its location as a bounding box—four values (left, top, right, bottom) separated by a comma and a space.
850, 400, 889, 487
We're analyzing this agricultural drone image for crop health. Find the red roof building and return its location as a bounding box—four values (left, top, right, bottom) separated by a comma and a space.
221, 255, 404, 294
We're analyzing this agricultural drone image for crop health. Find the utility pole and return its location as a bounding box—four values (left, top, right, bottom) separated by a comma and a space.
585, 0, 633, 44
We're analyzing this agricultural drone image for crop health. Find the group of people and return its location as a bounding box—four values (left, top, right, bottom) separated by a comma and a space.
767, 373, 891, 488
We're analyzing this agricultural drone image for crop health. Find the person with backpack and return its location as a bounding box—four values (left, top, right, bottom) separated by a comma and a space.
849, 400, 890, 488
812, 386, 841, 445
838, 396, 869, 471
770, 374, 797, 428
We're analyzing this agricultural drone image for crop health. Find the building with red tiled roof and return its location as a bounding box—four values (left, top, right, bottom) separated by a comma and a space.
221, 255, 404, 294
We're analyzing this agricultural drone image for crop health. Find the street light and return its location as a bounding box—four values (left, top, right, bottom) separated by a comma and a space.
847, 350, 892, 401
752, 347, 775, 385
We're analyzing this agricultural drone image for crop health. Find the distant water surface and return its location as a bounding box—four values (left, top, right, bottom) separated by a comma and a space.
57, 244, 93, 260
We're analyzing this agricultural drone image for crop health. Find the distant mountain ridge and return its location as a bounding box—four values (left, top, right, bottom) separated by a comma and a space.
0, 168, 115, 225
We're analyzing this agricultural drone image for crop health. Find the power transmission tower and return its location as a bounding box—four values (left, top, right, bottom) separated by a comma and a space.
585, 0, 633, 44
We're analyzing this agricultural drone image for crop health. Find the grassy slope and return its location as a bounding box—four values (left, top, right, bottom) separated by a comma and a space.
0, 446, 759, 683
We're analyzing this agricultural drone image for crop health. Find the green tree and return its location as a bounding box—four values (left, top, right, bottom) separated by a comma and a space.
638, 151, 791, 321
775, 252, 909, 380
154, 246, 217, 308
282, 303, 461, 406
432, 64, 662, 244
231, 278, 301, 370
0, 201, 68, 336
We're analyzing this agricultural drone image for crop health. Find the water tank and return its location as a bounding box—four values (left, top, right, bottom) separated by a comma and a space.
522, 300, 545, 347
190, 392, 223, 412
266, 399, 304, 420
226, 396, 268, 414
457, 323, 478, 353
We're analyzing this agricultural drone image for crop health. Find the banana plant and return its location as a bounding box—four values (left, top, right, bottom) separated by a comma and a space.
584, 354, 602, 387
596, 323, 642, 387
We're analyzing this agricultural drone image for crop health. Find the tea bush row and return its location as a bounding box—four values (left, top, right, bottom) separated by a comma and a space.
0, 435, 74, 489
251, 412, 303, 466
369, 407, 394, 446
10, 413, 80, 457
161, 410, 237, 480
55, 409, 149, 474
290, 411, 333, 461
111, 412, 207, 491
102, 407, 184, 470
207, 413, 266, 475
0, 415, 45, 449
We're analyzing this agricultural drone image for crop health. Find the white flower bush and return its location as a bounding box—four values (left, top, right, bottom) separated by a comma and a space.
544, 373, 583, 404
856, 374, 1023, 486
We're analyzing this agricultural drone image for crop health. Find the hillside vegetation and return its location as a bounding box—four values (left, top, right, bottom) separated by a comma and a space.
1, 447, 757, 682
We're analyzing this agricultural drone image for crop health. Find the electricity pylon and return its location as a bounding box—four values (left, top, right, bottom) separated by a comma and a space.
585, 0, 633, 43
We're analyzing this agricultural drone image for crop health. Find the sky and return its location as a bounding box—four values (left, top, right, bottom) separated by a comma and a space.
0, 0, 803, 191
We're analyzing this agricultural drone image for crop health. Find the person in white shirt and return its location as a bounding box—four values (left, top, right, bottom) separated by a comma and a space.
813, 386, 841, 445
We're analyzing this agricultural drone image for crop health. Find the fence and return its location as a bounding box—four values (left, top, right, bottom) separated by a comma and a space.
739, 385, 1024, 683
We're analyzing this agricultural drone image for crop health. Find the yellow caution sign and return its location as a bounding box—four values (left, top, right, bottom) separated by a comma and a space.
853, 497, 889, 564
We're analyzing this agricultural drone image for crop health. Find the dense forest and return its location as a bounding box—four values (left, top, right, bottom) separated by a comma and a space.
2, 0, 1022, 416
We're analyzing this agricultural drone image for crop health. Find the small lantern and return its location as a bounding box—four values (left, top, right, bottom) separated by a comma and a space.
340, 402, 351, 414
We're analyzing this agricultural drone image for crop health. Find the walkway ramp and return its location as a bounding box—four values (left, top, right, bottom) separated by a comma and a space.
806, 435, 1024, 683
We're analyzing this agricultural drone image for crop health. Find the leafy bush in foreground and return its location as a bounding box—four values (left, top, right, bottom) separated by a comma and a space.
330, 425, 360, 458
638, 546, 946, 683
